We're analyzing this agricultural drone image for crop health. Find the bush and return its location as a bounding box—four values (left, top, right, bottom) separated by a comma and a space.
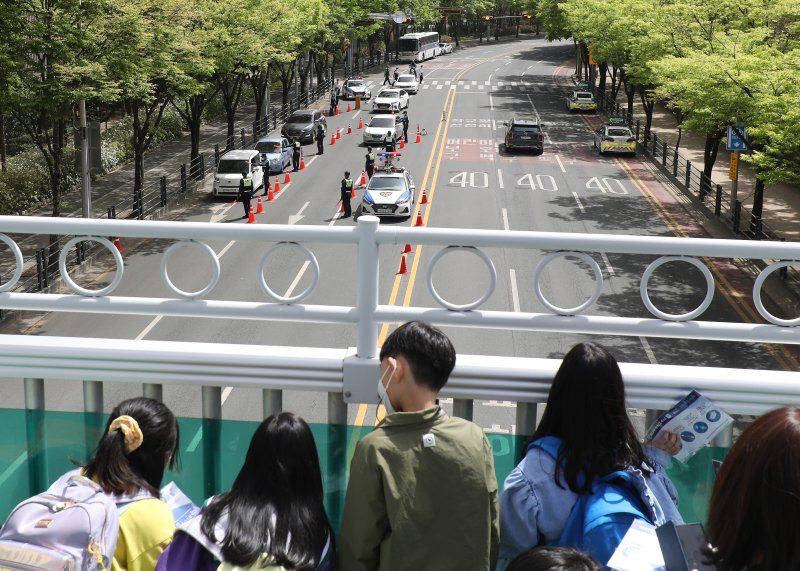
0, 143, 78, 215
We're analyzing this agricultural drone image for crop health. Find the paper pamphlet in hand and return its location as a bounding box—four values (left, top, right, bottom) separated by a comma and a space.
607, 520, 665, 571
161, 481, 201, 527
645, 390, 733, 463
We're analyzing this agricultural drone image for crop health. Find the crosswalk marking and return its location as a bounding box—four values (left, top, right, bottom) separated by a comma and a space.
436, 84, 443, 89
479, 85, 484, 90
464, 85, 470, 90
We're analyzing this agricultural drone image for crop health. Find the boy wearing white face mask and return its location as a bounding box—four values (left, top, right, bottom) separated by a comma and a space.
339, 321, 500, 571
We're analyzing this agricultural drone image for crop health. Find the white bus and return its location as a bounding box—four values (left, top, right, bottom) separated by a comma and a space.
398, 32, 440, 62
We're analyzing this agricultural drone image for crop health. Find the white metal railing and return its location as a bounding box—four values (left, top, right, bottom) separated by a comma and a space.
0, 215, 799, 416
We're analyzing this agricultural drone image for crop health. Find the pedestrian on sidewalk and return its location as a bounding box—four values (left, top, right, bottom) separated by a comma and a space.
292, 139, 301, 171
340, 171, 354, 218
238, 170, 254, 219
316, 123, 325, 156
383, 67, 391, 85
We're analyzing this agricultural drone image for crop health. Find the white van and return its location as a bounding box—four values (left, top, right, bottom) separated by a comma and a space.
213, 150, 265, 197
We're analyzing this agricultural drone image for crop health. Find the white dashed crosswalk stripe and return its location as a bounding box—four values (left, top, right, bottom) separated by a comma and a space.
436, 84, 443, 89
472, 80, 477, 85
464, 85, 470, 90
479, 85, 484, 90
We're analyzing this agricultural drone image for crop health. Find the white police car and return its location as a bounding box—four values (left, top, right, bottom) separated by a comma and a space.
360, 152, 416, 218
342, 78, 371, 100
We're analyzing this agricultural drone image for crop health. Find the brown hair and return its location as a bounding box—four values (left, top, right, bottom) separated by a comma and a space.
706, 407, 800, 570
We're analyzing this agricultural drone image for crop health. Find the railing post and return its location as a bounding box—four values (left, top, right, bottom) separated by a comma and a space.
142, 383, 163, 401
652, 133, 658, 156
662, 141, 667, 166
751, 215, 763, 240
452, 399, 474, 421
715, 184, 723, 216
160, 176, 167, 207
24, 378, 47, 493
214, 144, 220, 167
36, 249, 44, 291
83, 380, 104, 457
253, 120, 259, 139
201, 386, 222, 498
635, 121, 640, 142
515, 403, 538, 459
355, 215, 380, 359
733, 200, 742, 233
180, 164, 187, 193
672, 149, 679, 177
699, 174, 708, 202
685, 160, 691, 189
263, 389, 283, 418
240, 128, 246, 149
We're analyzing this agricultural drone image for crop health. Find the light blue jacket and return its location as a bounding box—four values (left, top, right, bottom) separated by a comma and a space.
499, 442, 683, 561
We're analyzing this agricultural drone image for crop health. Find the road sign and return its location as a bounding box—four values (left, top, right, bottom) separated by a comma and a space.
726, 126, 747, 152
729, 152, 739, 180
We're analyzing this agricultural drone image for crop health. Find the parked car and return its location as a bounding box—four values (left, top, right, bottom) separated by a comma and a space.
254, 136, 292, 174
213, 150, 264, 197
438, 42, 454, 54
395, 74, 419, 95
281, 109, 326, 144
363, 115, 403, 146
373, 88, 410, 113
503, 118, 544, 153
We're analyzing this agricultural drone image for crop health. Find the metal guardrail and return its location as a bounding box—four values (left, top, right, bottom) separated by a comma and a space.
1, 215, 799, 420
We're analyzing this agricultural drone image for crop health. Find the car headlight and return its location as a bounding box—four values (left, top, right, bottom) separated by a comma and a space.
398, 191, 411, 204
363, 193, 375, 204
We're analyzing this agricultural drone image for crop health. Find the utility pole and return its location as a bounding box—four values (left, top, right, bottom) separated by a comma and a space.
78, 0, 91, 219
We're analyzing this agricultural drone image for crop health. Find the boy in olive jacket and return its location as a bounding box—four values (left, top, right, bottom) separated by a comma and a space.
339, 321, 500, 571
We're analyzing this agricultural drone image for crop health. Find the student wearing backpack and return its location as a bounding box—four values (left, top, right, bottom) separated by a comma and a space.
156, 412, 335, 571
499, 343, 683, 568
0, 397, 180, 571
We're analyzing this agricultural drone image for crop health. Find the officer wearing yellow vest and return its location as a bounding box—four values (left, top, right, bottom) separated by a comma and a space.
238, 170, 254, 219
292, 139, 302, 171
365, 147, 376, 179
383, 130, 395, 153
341, 171, 354, 218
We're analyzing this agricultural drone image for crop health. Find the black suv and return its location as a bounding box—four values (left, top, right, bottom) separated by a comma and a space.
281, 109, 327, 144
504, 118, 544, 153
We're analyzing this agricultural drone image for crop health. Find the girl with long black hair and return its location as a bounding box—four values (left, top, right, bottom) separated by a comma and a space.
498, 342, 684, 565
158, 412, 334, 571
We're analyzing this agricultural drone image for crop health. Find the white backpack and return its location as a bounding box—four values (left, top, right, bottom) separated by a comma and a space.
0, 473, 141, 571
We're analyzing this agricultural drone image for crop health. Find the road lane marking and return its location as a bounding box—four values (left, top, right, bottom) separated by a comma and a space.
502, 208, 510, 231
135, 315, 163, 340
489, 93, 494, 110
0, 452, 28, 488
284, 260, 311, 298
288, 201, 310, 225
497, 168, 504, 189
640, 336, 658, 364
217, 240, 236, 258
555, 154, 566, 173
509, 269, 521, 312
572, 192, 585, 213
600, 252, 616, 276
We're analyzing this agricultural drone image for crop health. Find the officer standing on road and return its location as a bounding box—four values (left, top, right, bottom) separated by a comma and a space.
393, 67, 400, 84
316, 122, 325, 155
401, 111, 410, 143
238, 170, 254, 219
329, 90, 337, 116
383, 130, 395, 153
409, 61, 417, 79
383, 66, 391, 85
340, 171, 354, 218
292, 138, 302, 171
419, 65, 424, 83
365, 147, 376, 179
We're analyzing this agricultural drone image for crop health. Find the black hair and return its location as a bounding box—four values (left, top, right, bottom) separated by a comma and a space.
506, 546, 603, 571
201, 412, 335, 570
531, 342, 651, 494
379, 321, 456, 392
82, 397, 180, 498
345, 171, 350, 176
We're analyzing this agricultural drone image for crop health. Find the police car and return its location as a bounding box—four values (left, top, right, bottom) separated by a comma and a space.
566, 87, 597, 112
593, 118, 636, 155
360, 152, 416, 218
342, 77, 371, 101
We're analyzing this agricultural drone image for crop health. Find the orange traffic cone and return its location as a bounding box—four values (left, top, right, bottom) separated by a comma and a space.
330, 133, 336, 145
347, 124, 352, 134
336, 129, 342, 140
398, 255, 408, 275
359, 170, 367, 186
113, 237, 124, 255
415, 125, 421, 143
414, 212, 423, 227
403, 243, 412, 254
399, 139, 405, 149
358, 117, 363, 129
247, 208, 256, 224
351, 185, 356, 199
346, 103, 351, 113
338, 200, 344, 214
267, 185, 275, 201
273, 177, 281, 193
283, 168, 291, 184
256, 196, 265, 213
299, 154, 306, 170
335, 105, 340, 115
421, 189, 428, 204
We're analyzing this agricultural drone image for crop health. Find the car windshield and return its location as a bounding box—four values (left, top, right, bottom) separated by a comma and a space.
369, 177, 405, 190
370, 118, 395, 128
255, 142, 281, 154
347, 81, 364, 88
608, 128, 631, 137
289, 112, 313, 123
378, 91, 399, 99
576, 92, 593, 99
217, 159, 250, 174
398, 75, 415, 82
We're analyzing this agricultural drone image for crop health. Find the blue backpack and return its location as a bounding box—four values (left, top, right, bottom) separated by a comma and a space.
530, 436, 655, 567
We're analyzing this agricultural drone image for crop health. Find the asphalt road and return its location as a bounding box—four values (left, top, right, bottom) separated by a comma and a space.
1, 38, 791, 436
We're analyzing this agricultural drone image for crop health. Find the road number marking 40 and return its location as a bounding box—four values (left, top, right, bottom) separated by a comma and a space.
586, 177, 628, 194
449, 172, 489, 188
517, 174, 557, 192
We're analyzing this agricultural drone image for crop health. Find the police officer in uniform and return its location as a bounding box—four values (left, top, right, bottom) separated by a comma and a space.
238, 170, 254, 219
383, 66, 391, 85
365, 147, 376, 179
401, 111, 410, 143
340, 171, 354, 218
292, 138, 302, 171
383, 130, 395, 153
316, 122, 325, 155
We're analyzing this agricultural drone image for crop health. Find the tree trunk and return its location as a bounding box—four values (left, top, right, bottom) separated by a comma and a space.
130, 97, 169, 199
47, 118, 67, 270
703, 131, 722, 178
0, 111, 6, 172
638, 85, 655, 136
598, 62, 607, 96
221, 74, 245, 139
750, 177, 765, 235
249, 66, 270, 120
